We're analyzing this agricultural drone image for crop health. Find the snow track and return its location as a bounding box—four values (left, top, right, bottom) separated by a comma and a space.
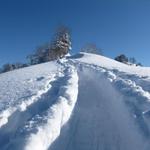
0, 63, 78, 150
73, 61, 150, 141
50, 64, 148, 150
0, 73, 62, 149
0, 53, 150, 150
0, 74, 56, 128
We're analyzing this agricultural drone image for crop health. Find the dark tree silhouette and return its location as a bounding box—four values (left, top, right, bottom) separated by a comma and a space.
129, 57, 136, 64
115, 54, 128, 63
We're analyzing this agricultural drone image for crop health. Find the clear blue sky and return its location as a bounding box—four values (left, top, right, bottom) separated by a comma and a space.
0, 0, 150, 66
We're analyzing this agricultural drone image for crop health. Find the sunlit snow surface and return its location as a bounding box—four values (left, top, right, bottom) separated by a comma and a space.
0, 53, 150, 150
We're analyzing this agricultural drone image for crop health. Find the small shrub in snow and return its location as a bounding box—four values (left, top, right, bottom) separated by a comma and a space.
115, 54, 128, 64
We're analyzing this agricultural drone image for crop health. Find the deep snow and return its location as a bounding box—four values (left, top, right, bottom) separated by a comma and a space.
0, 53, 150, 150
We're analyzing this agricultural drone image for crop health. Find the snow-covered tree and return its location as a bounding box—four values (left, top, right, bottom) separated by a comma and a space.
27, 26, 72, 65
51, 26, 72, 59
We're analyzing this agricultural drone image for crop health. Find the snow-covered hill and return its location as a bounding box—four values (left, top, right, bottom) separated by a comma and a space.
0, 53, 150, 150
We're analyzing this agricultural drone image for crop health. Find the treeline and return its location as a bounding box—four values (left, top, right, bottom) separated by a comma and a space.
0, 63, 28, 73
115, 54, 142, 66
0, 25, 71, 73
0, 25, 143, 74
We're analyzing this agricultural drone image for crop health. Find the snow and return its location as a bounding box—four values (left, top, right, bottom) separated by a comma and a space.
0, 53, 150, 150
73, 52, 150, 76
0, 62, 60, 128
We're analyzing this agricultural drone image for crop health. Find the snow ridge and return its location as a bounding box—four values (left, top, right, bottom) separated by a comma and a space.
24, 66, 78, 150
3, 64, 78, 150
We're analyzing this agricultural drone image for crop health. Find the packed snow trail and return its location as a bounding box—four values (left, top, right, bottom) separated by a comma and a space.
49, 64, 148, 150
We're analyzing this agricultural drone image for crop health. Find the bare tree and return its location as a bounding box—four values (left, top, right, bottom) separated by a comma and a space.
2, 63, 14, 72
27, 54, 39, 65
80, 43, 103, 55
27, 42, 51, 65
0, 62, 28, 73
129, 57, 136, 64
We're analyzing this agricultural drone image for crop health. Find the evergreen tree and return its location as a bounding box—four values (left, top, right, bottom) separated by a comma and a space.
51, 26, 71, 59
27, 26, 72, 64
115, 54, 128, 63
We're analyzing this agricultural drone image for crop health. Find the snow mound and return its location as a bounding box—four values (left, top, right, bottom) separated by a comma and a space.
73, 52, 150, 76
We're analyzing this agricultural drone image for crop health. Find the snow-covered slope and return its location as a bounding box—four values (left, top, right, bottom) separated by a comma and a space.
0, 53, 150, 150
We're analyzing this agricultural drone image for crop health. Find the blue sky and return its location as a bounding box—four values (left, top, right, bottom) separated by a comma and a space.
0, 0, 150, 66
